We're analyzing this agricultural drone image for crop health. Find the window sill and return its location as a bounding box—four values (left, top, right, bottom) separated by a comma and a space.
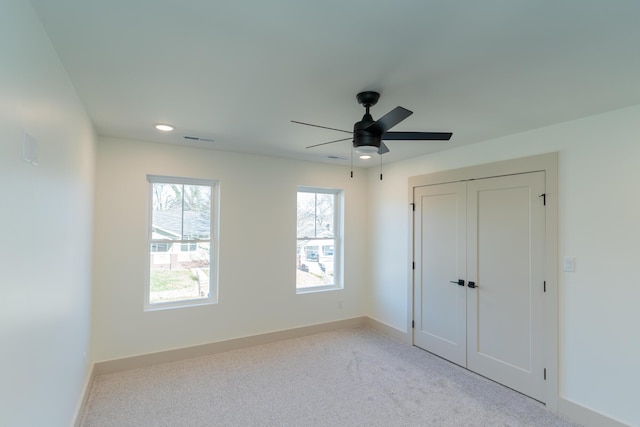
296, 285, 343, 295
144, 298, 217, 312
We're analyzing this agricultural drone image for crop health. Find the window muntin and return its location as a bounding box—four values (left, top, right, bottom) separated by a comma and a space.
147, 176, 218, 309
296, 187, 342, 292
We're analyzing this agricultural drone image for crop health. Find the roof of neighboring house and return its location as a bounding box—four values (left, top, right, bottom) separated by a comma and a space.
152, 208, 210, 239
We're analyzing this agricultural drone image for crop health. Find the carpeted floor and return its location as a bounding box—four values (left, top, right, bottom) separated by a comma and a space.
80, 327, 579, 426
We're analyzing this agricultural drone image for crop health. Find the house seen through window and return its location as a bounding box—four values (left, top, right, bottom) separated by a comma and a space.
147, 176, 218, 308
296, 187, 342, 292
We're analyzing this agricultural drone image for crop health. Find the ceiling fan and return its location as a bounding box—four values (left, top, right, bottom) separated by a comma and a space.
292, 91, 452, 156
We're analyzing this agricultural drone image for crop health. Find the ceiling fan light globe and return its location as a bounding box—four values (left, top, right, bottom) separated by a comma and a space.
354, 145, 378, 155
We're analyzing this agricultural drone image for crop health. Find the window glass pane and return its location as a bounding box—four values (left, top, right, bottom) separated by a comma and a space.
297, 192, 316, 238
315, 193, 334, 238
296, 191, 335, 238
149, 242, 211, 304
296, 239, 335, 288
152, 184, 211, 241
182, 185, 211, 240
151, 183, 183, 241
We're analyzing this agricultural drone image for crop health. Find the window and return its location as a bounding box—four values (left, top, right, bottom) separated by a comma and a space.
151, 242, 172, 252
296, 187, 342, 292
147, 176, 218, 309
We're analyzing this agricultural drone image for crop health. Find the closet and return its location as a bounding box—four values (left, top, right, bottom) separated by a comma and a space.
413, 169, 547, 402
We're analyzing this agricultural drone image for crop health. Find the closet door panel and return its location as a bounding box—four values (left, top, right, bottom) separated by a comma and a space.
413, 182, 467, 366
466, 172, 546, 402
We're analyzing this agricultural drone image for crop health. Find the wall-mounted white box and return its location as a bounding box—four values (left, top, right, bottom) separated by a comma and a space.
22, 130, 38, 166
563, 256, 576, 272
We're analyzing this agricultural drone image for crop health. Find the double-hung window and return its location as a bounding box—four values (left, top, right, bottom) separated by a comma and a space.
296, 187, 342, 292
147, 176, 219, 309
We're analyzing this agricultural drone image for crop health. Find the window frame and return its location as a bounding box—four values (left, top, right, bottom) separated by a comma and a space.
296, 186, 343, 294
145, 175, 219, 311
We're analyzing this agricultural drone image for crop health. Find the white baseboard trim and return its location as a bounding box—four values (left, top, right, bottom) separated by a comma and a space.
365, 317, 411, 344
559, 397, 630, 427
73, 363, 96, 427
94, 316, 368, 375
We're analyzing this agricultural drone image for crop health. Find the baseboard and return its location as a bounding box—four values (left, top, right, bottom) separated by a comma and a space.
559, 398, 630, 427
94, 316, 368, 375
365, 317, 411, 344
72, 363, 96, 427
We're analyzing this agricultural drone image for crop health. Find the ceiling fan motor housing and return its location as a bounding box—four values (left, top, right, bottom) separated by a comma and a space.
353, 118, 381, 151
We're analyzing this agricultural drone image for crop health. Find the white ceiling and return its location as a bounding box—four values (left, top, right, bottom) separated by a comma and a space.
31, 0, 640, 167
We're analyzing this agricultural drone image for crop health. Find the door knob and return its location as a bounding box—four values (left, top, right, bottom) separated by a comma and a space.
468, 281, 477, 289
450, 279, 465, 286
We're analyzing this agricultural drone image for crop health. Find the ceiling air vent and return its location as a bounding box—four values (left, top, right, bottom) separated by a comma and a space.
183, 136, 215, 142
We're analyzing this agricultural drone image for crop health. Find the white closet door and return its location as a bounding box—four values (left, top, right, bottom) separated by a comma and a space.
413, 182, 467, 367
466, 171, 546, 402
413, 171, 546, 402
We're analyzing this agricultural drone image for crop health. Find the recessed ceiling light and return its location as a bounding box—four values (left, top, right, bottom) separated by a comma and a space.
359, 154, 372, 160
155, 124, 174, 132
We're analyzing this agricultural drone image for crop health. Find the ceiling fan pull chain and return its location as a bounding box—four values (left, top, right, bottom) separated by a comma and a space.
350, 146, 354, 178
380, 155, 383, 181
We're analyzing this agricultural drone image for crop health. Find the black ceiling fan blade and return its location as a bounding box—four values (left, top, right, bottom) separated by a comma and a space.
291, 120, 352, 134
306, 137, 353, 149
366, 106, 413, 135
378, 141, 389, 155
382, 131, 452, 141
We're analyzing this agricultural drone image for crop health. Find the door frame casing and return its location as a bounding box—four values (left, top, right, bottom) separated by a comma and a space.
408, 152, 559, 411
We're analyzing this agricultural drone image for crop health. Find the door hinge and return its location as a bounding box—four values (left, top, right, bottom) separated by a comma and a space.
412, 262, 415, 270
410, 202, 415, 211
544, 368, 547, 380
412, 320, 415, 329
539, 193, 546, 206
544, 281, 546, 292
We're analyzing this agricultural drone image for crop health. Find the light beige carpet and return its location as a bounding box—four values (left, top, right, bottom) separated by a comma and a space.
80, 327, 578, 426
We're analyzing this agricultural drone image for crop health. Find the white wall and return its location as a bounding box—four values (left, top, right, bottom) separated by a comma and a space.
0, 1, 96, 426
92, 137, 369, 361
367, 105, 640, 426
